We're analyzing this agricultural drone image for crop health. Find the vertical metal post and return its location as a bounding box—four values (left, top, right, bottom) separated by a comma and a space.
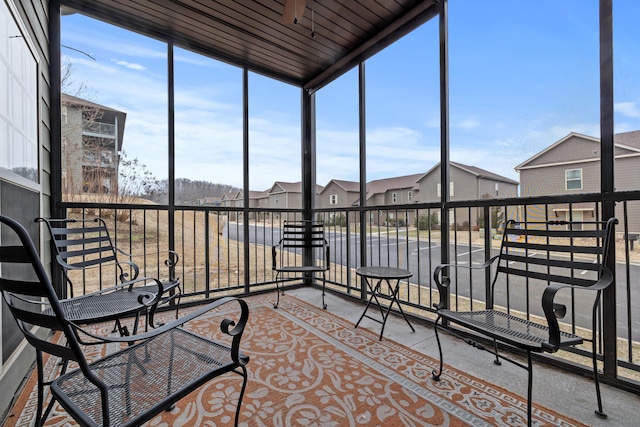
483, 205, 492, 308
243, 68, 250, 292
167, 42, 176, 263
439, 0, 451, 309
359, 62, 367, 300
301, 89, 316, 283
49, 0, 65, 297
599, 0, 617, 378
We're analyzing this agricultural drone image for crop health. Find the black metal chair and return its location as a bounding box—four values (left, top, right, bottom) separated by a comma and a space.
0, 214, 250, 427
37, 217, 182, 329
272, 220, 329, 309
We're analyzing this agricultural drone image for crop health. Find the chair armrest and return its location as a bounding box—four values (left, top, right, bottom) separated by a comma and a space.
432, 255, 499, 310
73, 296, 249, 365
118, 248, 180, 282
541, 266, 613, 351
272, 245, 277, 270
324, 240, 330, 270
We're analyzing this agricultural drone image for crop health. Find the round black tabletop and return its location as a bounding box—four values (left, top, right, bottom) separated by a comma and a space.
355, 266, 412, 280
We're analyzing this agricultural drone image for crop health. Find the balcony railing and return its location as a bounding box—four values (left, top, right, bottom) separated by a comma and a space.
57, 192, 640, 393
83, 121, 116, 137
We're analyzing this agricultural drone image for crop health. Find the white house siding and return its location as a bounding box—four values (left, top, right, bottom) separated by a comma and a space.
0, 0, 51, 417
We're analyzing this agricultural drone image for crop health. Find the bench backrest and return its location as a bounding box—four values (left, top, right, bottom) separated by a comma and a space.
492, 218, 617, 312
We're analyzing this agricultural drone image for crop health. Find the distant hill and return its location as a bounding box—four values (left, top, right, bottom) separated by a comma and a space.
145, 178, 240, 205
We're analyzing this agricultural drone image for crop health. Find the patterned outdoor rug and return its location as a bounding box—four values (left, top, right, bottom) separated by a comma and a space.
5, 294, 586, 427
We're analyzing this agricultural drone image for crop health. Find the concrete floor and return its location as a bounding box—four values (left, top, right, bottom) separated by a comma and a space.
286, 287, 639, 427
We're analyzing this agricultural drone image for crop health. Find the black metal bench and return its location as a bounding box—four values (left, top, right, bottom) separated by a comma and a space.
432, 218, 617, 427
272, 220, 329, 309
0, 214, 249, 427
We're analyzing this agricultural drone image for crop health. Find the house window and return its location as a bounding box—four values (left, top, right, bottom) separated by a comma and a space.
408, 191, 413, 202
437, 182, 455, 197
62, 105, 68, 123
330, 194, 338, 205
566, 169, 582, 190
392, 192, 397, 203
275, 195, 279, 204
0, 0, 39, 183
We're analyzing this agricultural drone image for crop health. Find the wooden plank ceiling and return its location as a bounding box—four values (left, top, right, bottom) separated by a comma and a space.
60, 0, 438, 92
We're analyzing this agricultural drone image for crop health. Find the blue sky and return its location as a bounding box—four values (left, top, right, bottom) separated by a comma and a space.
61, 0, 640, 191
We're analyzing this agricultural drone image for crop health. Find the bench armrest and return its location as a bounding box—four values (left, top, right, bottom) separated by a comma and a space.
73, 296, 249, 365
542, 266, 613, 350
432, 255, 500, 310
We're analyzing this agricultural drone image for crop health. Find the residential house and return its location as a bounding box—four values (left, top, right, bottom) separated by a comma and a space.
417, 162, 519, 229
220, 191, 236, 208
318, 179, 360, 224
515, 131, 640, 231
248, 190, 271, 222
220, 190, 271, 221
268, 181, 323, 220
365, 174, 422, 226
202, 196, 221, 206
61, 93, 126, 195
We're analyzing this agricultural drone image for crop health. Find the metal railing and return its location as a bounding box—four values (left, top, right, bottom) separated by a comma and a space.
83, 122, 116, 137
57, 191, 640, 392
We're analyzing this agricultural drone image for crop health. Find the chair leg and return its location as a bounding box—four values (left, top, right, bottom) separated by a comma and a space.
274, 273, 281, 309
321, 272, 327, 310
234, 365, 249, 427
34, 350, 45, 427
431, 316, 444, 381
173, 286, 182, 319
591, 323, 607, 418
492, 339, 502, 365
526, 350, 533, 427
35, 351, 68, 427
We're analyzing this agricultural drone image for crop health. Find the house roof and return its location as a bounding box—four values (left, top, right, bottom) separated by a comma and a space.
60, 0, 438, 92
249, 190, 269, 199
61, 93, 127, 152
203, 196, 221, 204
269, 181, 323, 194
320, 179, 360, 193
421, 162, 518, 185
61, 93, 126, 114
366, 173, 422, 199
515, 130, 640, 171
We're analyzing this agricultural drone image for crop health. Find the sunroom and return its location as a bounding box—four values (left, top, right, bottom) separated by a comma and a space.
1, 0, 639, 425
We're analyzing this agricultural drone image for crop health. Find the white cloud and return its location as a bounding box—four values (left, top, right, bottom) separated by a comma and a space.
114, 60, 146, 71
457, 116, 481, 129
615, 102, 640, 118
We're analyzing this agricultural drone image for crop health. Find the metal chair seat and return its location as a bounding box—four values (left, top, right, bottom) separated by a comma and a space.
52, 327, 248, 427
